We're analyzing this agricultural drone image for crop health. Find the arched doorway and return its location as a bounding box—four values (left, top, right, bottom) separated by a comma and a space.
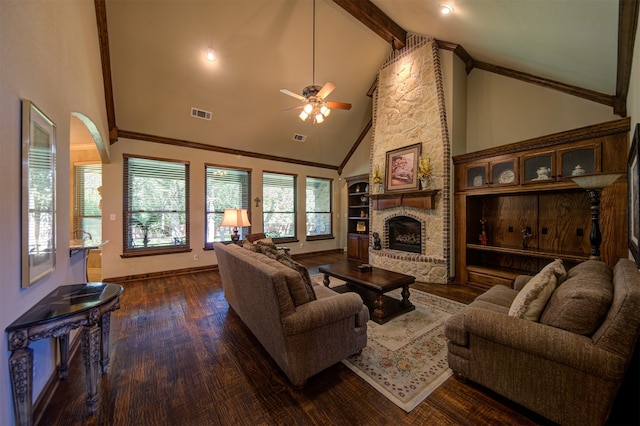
69, 113, 109, 281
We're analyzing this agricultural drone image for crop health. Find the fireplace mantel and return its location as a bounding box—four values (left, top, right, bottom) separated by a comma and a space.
370, 189, 439, 210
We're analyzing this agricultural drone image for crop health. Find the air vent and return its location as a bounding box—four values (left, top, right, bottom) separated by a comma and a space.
293, 133, 307, 142
190, 107, 212, 121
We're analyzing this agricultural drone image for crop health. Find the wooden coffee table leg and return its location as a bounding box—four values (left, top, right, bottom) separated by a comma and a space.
401, 285, 413, 308
373, 294, 385, 319
323, 274, 330, 287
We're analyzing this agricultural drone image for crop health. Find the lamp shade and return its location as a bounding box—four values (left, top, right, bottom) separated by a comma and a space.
220, 208, 251, 227
570, 172, 624, 189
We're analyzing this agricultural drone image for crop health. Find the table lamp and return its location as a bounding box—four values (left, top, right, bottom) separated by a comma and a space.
221, 208, 251, 244
570, 172, 624, 260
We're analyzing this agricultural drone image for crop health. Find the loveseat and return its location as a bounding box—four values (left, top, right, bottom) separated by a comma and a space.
214, 242, 369, 387
444, 259, 640, 425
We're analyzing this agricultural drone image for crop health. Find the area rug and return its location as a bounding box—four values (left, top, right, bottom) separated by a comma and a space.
310, 274, 465, 412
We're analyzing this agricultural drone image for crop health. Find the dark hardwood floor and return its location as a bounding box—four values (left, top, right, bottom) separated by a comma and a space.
36, 252, 634, 426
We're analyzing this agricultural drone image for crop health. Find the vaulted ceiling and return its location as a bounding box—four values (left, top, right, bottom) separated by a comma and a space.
98, 0, 638, 171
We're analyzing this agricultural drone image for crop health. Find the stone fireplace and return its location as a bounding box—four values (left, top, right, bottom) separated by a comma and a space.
368, 35, 451, 284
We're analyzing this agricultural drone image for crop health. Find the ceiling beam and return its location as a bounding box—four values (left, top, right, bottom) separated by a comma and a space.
94, 0, 118, 143
332, 0, 406, 49
338, 118, 373, 175
473, 60, 615, 108
613, 0, 639, 117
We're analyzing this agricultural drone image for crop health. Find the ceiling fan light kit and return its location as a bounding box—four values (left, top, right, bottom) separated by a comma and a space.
280, 0, 351, 124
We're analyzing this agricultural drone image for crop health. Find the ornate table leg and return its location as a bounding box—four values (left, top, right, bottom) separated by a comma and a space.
323, 274, 330, 287
81, 314, 101, 414
400, 285, 413, 308
58, 333, 70, 379
9, 347, 33, 426
373, 294, 385, 319
100, 311, 111, 373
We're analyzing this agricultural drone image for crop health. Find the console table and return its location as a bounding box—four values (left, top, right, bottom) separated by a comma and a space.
5, 282, 123, 426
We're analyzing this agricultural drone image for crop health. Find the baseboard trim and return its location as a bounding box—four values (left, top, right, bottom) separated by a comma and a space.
104, 264, 219, 283
291, 248, 344, 259
104, 249, 343, 283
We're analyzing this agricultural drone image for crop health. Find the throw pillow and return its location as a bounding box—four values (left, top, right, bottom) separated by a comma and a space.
255, 237, 274, 245
540, 264, 613, 335
242, 240, 258, 252
256, 240, 279, 258
508, 259, 566, 321
276, 253, 316, 302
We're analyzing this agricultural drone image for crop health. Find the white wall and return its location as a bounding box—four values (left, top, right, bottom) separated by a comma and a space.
467, 70, 619, 152
101, 138, 342, 279
0, 1, 109, 424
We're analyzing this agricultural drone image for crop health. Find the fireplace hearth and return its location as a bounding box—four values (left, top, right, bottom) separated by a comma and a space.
388, 216, 421, 254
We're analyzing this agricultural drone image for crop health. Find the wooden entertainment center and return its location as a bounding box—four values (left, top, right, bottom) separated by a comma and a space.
453, 118, 630, 289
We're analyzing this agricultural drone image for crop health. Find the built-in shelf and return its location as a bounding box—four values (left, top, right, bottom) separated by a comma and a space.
369, 189, 439, 210
466, 243, 589, 262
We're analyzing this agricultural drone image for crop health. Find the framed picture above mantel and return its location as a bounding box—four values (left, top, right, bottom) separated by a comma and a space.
385, 143, 421, 192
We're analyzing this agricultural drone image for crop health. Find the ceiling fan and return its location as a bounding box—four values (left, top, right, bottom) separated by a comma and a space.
280, 0, 351, 124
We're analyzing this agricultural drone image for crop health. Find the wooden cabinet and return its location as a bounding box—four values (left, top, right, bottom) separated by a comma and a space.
454, 119, 630, 290
346, 175, 369, 262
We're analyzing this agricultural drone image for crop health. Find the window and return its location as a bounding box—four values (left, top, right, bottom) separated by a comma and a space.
74, 163, 102, 241
205, 165, 251, 248
262, 172, 296, 241
306, 177, 333, 239
123, 155, 189, 256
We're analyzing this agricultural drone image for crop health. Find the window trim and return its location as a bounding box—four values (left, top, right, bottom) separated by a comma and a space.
122, 154, 191, 258
262, 171, 297, 243
305, 175, 334, 241
73, 161, 102, 241
204, 163, 252, 250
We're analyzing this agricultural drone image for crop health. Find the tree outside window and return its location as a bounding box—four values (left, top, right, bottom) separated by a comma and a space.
306, 177, 333, 238
123, 155, 190, 255
205, 166, 251, 248
263, 172, 296, 241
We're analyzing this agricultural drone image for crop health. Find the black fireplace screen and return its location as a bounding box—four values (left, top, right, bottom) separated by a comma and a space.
388, 216, 421, 253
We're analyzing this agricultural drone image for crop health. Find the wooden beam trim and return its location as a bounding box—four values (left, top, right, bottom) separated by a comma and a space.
94, 0, 118, 143
453, 117, 630, 164
474, 60, 615, 108
614, 0, 640, 117
332, 0, 406, 49
436, 40, 475, 74
338, 118, 373, 175
118, 130, 340, 171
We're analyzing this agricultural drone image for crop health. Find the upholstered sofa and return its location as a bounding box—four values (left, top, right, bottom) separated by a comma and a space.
444, 259, 640, 425
214, 242, 369, 387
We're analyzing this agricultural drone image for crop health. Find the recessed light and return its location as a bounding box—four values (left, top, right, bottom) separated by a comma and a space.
440, 4, 453, 15
205, 48, 217, 62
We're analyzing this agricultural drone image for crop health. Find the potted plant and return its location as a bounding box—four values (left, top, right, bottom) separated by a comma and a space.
372, 164, 383, 193
418, 153, 431, 190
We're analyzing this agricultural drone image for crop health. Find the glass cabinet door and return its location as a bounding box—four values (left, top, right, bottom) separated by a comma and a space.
557, 143, 601, 179
522, 152, 556, 184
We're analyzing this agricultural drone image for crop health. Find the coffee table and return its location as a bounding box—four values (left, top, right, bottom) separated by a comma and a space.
318, 261, 415, 324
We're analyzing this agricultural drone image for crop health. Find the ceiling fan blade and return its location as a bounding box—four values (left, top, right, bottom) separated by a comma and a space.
316, 82, 336, 99
282, 105, 303, 112
326, 101, 352, 110
280, 88, 306, 101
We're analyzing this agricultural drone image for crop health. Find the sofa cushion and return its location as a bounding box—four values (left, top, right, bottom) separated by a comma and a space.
508, 259, 566, 321
276, 253, 316, 303
540, 262, 613, 336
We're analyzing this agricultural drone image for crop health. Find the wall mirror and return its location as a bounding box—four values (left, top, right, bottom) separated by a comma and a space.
22, 99, 57, 287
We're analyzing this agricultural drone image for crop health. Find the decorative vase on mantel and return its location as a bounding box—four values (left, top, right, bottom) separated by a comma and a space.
420, 176, 430, 190
373, 182, 383, 194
